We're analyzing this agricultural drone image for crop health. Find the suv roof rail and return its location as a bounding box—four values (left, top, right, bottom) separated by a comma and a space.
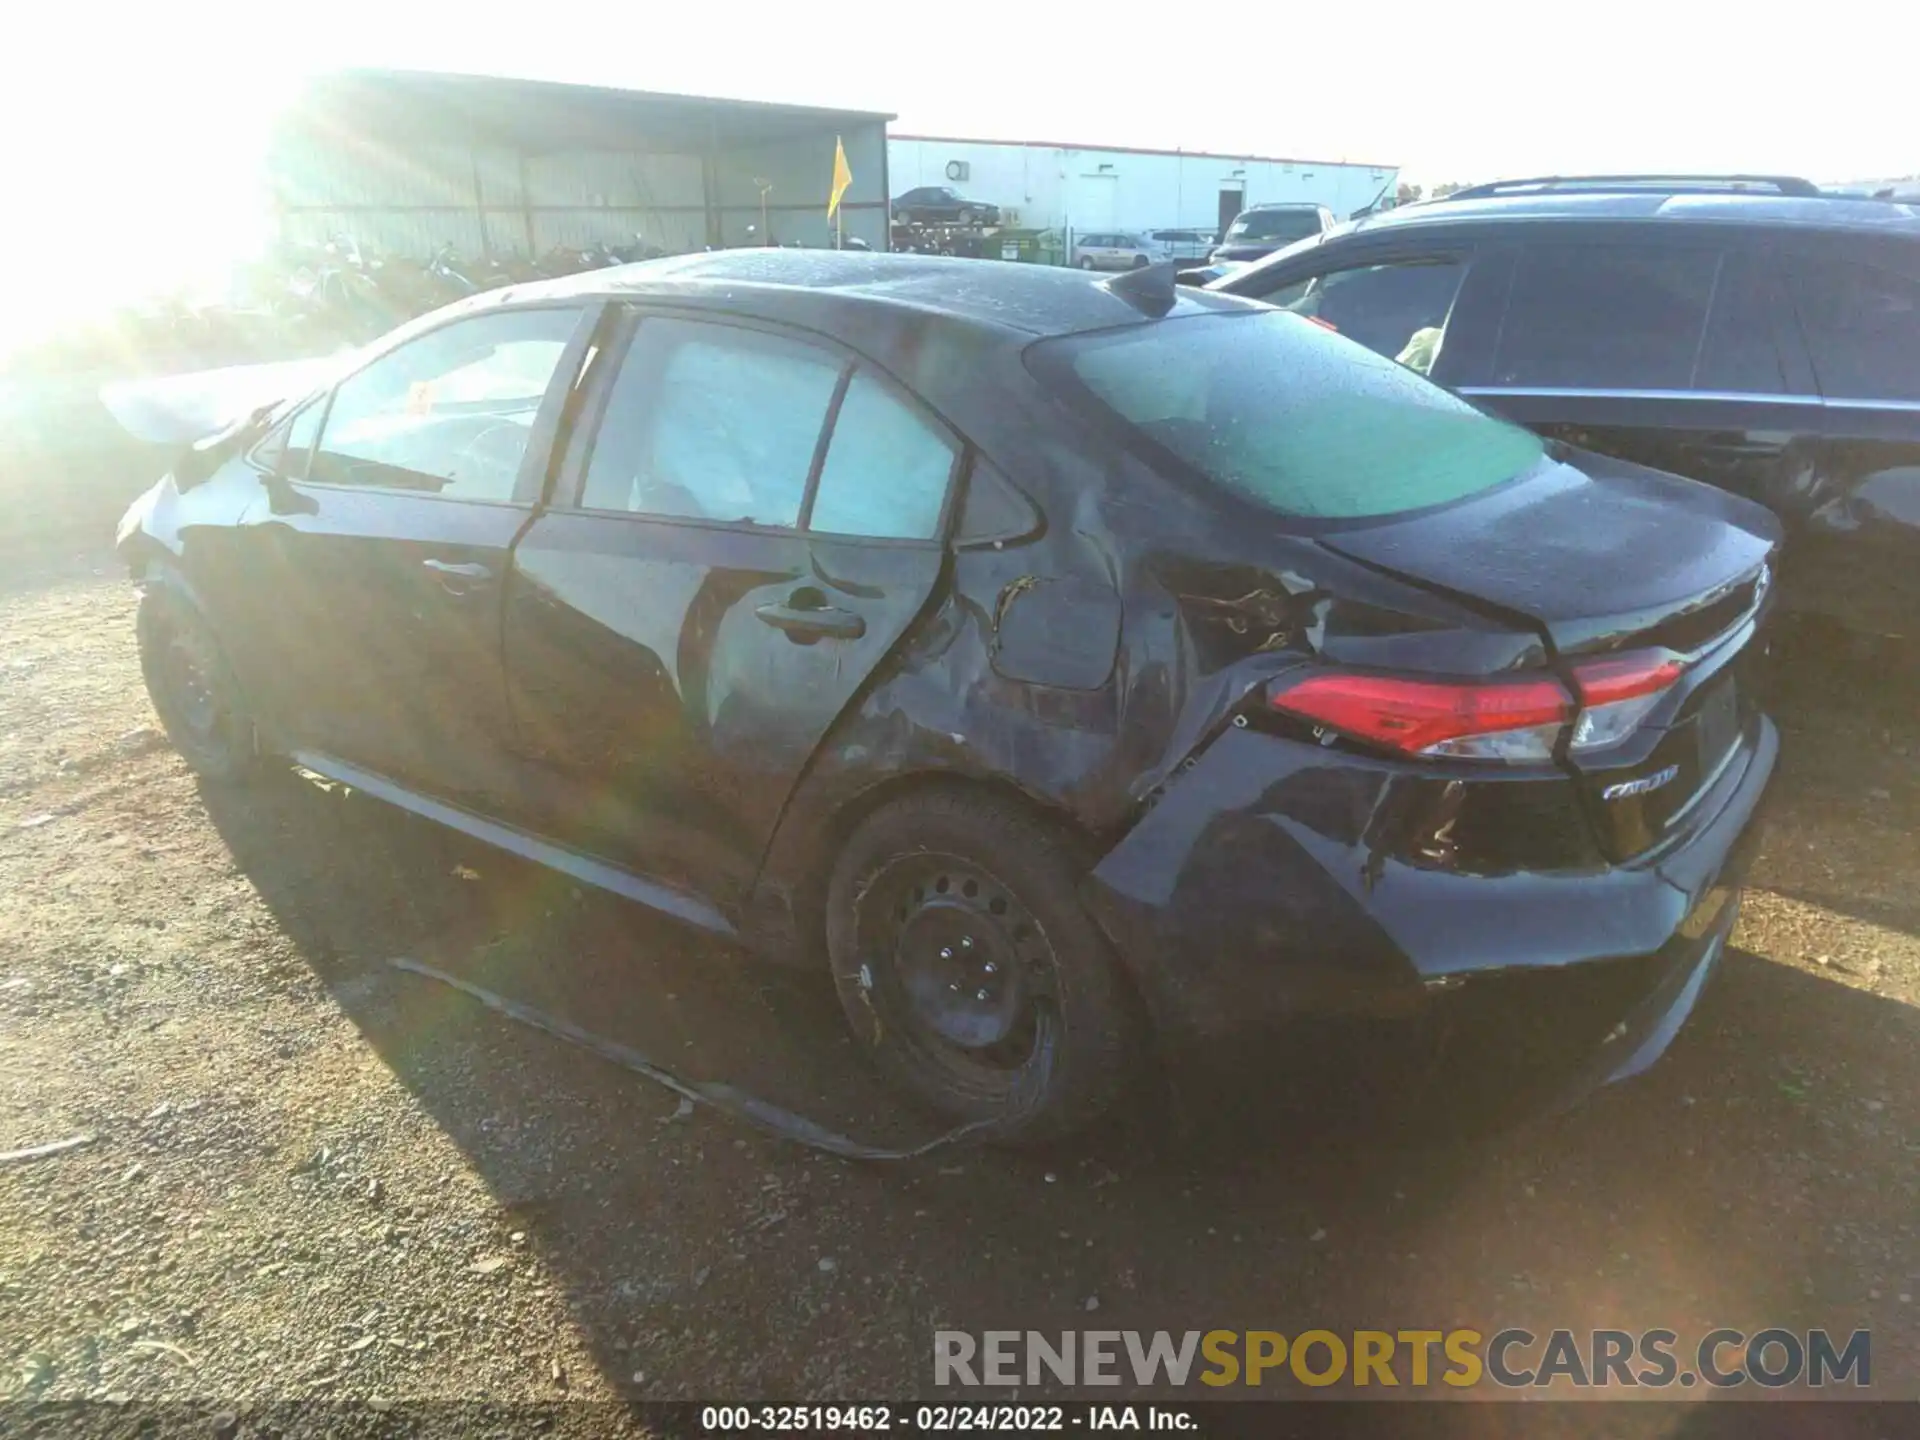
1440, 174, 1825, 201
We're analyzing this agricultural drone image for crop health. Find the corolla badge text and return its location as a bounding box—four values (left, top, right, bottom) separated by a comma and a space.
1603, 764, 1681, 801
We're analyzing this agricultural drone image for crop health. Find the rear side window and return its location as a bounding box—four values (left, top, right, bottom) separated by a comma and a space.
808, 373, 957, 540
1028, 311, 1545, 521
1789, 257, 1920, 401
1494, 243, 1720, 389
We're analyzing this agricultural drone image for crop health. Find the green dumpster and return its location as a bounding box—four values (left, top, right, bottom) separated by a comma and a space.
992, 229, 1066, 266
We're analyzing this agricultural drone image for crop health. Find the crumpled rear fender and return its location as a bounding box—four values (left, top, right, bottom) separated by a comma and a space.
1080, 716, 1777, 1051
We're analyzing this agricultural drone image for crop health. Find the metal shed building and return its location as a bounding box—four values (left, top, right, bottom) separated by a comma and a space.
888, 135, 1398, 239
268, 70, 894, 259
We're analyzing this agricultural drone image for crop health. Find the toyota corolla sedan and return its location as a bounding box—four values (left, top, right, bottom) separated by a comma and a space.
118, 251, 1779, 1143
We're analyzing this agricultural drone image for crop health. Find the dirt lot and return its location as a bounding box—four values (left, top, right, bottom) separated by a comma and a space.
1, 542, 1916, 1408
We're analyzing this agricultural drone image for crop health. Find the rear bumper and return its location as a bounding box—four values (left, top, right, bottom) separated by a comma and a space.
1082, 714, 1776, 1087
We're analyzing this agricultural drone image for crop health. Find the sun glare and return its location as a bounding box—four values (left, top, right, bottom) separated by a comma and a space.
0, 65, 284, 361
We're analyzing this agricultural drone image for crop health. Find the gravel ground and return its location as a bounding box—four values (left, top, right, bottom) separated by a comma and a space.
1, 543, 1916, 1411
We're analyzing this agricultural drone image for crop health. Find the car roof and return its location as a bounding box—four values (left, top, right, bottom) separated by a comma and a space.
519, 249, 1254, 340
1347, 189, 1920, 238
1241, 202, 1325, 212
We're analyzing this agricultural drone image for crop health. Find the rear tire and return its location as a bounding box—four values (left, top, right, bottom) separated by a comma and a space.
825, 787, 1140, 1144
136, 577, 261, 784
1077, 256, 1096, 270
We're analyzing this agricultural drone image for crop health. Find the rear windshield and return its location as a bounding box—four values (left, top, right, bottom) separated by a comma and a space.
1227, 210, 1323, 242
1026, 311, 1546, 520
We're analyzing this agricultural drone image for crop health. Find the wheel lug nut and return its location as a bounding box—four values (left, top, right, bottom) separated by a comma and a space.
939, 947, 953, 960
975, 989, 989, 1001
960, 937, 974, 950
948, 981, 960, 992
983, 962, 998, 974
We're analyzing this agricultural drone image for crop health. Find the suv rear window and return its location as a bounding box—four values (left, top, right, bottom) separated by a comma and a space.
1228, 210, 1324, 243
1027, 312, 1545, 520
1789, 257, 1920, 401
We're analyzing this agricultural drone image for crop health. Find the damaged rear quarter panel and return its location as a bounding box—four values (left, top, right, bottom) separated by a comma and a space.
748, 411, 1563, 982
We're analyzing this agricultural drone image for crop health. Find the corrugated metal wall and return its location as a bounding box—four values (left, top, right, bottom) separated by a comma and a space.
270, 117, 887, 260
523, 151, 708, 254
710, 123, 887, 248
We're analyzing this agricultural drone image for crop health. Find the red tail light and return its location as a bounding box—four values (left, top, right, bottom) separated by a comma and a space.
1568, 650, 1684, 753
1269, 672, 1572, 762
1570, 651, 1684, 704
1268, 651, 1687, 764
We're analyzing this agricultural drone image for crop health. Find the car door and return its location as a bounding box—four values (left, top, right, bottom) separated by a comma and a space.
1452, 235, 1825, 535
502, 308, 959, 910
228, 301, 599, 813
1777, 247, 1920, 638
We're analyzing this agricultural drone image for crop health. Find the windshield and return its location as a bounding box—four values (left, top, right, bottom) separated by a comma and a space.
1026, 311, 1545, 520
1227, 210, 1323, 243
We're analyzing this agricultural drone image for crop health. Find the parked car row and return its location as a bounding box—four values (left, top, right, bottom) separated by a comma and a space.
120, 200, 1836, 1146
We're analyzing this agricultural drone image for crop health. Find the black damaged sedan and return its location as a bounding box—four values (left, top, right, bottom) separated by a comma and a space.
118, 251, 1779, 1141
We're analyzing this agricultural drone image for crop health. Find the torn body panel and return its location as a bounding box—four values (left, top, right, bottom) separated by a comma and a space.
1081, 702, 1775, 1072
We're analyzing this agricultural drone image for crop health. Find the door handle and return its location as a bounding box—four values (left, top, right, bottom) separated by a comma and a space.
422, 558, 493, 595
754, 600, 866, 641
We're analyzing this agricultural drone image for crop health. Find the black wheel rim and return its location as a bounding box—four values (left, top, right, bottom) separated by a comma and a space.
155, 610, 229, 749
852, 851, 1062, 1096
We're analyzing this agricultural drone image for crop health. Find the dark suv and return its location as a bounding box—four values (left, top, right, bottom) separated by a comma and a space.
1207, 175, 1920, 643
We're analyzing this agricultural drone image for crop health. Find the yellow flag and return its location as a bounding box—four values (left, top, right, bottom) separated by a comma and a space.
828, 136, 853, 221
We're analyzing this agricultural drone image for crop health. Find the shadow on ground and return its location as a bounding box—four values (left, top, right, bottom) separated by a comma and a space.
185, 672, 1920, 1401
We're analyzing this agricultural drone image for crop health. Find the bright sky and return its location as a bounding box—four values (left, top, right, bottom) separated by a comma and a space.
0, 0, 1910, 343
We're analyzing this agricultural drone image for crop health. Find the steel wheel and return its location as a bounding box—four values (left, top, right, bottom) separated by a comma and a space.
136, 579, 259, 782
854, 850, 1062, 1098
826, 788, 1140, 1142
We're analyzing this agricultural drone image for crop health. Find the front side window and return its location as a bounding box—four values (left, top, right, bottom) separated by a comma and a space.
809, 373, 958, 539
578, 319, 842, 526
1261, 258, 1467, 375
254, 396, 326, 479
307, 307, 582, 500
1789, 257, 1920, 401
1029, 311, 1545, 521
1493, 242, 1720, 390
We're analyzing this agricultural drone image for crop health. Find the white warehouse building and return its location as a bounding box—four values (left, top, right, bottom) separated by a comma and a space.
887, 135, 1399, 239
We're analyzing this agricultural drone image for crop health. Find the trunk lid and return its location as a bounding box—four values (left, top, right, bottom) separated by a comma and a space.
1315, 446, 1779, 658
1318, 447, 1779, 860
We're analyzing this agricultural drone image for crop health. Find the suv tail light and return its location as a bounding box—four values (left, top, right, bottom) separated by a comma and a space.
1268, 650, 1684, 764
